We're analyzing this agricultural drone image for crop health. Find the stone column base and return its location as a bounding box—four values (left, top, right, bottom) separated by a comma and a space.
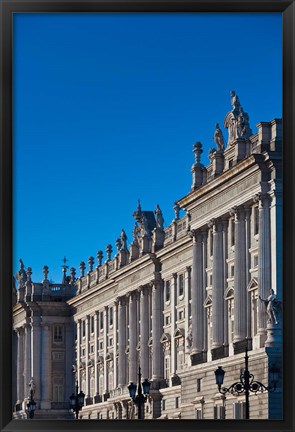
190, 351, 207, 365
265, 323, 282, 348
211, 345, 228, 361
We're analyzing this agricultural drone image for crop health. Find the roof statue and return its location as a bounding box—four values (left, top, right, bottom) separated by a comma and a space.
224, 90, 252, 146
213, 123, 225, 152
120, 229, 128, 250
154, 204, 164, 229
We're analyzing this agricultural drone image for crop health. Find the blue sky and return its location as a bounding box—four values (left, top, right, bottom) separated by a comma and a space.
13, 12, 282, 284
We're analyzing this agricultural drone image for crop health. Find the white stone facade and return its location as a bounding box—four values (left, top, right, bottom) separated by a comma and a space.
13, 93, 282, 420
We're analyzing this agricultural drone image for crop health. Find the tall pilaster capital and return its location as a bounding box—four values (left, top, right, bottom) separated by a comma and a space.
207, 218, 215, 229
185, 266, 192, 275
117, 296, 126, 307
172, 272, 178, 281
253, 192, 269, 207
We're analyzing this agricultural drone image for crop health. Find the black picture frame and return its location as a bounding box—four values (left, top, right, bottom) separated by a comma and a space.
0, 1, 294, 431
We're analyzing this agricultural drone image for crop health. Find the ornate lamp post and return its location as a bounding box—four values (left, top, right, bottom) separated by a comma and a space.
69, 381, 85, 419
214, 347, 279, 419
128, 366, 151, 419
26, 389, 36, 419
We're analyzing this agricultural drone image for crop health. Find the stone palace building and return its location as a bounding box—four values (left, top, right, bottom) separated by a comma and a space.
12, 92, 282, 420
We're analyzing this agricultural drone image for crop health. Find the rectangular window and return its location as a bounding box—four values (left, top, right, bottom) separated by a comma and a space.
175, 397, 180, 409
82, 320, 86, 337
231, 265, 235, 277
195, 409, 202, 419
99, 341, 103, 350
164, 356, 170, 380
231, 219, 235, 246
100, 312, 104, 330
109, 307, 113, 326
178, 310, 184, 321
165, 315, 170, 326
91, 316, 94, 333
162, 399, 166, 411
209, 274, 213, 286
228, 159, 234, 168
233, 402, 246, 419
165, 280, 170, 302
53, 325, 63, 343
53, 384, 63, 402
109, 338, 113, 346
197, 378, 202, 392
254, 254, 258, 267
82, 348, 85, 357
178, 274, 184, 297
210, 230, 213, 256
254, 206, 259, 235
214, 405, 225, 419
90, 345, 94, 353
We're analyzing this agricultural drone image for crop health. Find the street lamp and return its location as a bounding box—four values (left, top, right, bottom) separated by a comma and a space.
26, 389, 36, 419
69, 381, 85, 419
214, 347, 279, 419
128, 366, 151, 419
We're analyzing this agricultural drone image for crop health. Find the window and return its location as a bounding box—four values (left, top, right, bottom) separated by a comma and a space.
100, 312, 104, 330
233, 402, 246, 419
90, 345, 94, 353
99, 341, 103, 350
195, 409, 202, 419
231, 265, 235, 278
178, 310, 184, 321
53, 377, 64, 402
164, 356, 170, 380
90, 377, 95, 397
178, 274, 184, 297
197, 378, 202, 392
91, 316, 94, 333
175, 397, 180, 409
53, 325, 63, 343
231, 219, 235, 246
214, 405, 225, 419
162, 399, 166, 411
109, 307, 113, 326
254, 206, 259, 235
228, 159, 234, 168
82, 348, 85, 357
82, 320, 86, 337
165, 315, 170, 326
109, 338, 113, 346
210, 230, 213, 256
254, 255, 258, 267
165, 281, 170, 302
209, 274, 213, 286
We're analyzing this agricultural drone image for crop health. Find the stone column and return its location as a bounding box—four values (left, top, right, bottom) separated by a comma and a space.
16, 327, 24, 404
202, 230, 208, 352
170, 273, 177, 377
191, 230, 204, 355
85, 315, 90, 398
257, 194, 271, 338
23, 320, 31, 399
76, 320, 81, 388
103, 307, 108, 394
113, 301, 118, 388
94, 312, 99, 396
245, 207, 252, 339
40, 324, 51, 409
151, 278, 163, 381
222, 219, 229, 348
184, 266, 191, 354
139, 286, 149, 380
65, 323, 74, 401
128, 292, 137, 383
31, 315, 41, 404
211, 220, 224, 350
232, 207, 247, 344
118, 297, 127, 386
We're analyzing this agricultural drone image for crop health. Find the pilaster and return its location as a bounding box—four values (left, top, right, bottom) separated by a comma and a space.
128, 291, 137, 383
151, 279, 163, 381
40, 323, 51, 409
139, 286, 149, 380
118, 297, 127, 386
211, 220, 224, 352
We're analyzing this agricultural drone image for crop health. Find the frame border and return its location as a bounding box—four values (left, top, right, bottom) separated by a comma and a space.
1, 1, 294, 431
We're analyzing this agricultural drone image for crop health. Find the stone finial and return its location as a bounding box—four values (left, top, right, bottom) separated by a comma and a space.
120, 229, 128, 250
79, 261, 86, 277
70, 267, 76, 284
106, 244, 113, 261
26, 267, 32, 282
132, 199, 143, 222
213, 123, 225, 151
154, 204, 164, 229
42, 265, 49, 281
61, 256, 69, 283
193, 141, 203, 164
173, 202, 180, 221
96, 250, 103, 267
88, 256, 94, 272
